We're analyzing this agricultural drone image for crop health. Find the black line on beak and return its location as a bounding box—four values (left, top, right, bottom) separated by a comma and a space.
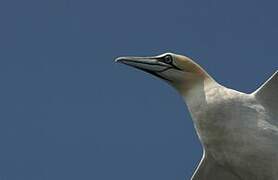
135, 66, 173, 82
116, 56, 177, 82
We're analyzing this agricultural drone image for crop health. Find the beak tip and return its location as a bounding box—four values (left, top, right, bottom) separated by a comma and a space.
115, 57, 124, 63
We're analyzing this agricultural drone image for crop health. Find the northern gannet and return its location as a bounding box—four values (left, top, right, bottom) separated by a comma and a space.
116, 53, 278, 180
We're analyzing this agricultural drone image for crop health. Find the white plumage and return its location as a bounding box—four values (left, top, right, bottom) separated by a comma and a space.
116, 53, 278, 180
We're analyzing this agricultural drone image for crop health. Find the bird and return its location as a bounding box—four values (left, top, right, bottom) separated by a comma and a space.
115, 52, 278, 180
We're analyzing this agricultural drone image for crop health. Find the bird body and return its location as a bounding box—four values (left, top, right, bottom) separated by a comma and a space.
186, 76, 278, 179
116, 53, 278, 180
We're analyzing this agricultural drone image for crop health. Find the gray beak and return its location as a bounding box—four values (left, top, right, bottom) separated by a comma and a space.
115, 56, 173, 81
115, 56, 171, 72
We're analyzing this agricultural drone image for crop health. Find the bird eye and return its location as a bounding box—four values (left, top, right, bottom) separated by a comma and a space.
164, 55, 172, 64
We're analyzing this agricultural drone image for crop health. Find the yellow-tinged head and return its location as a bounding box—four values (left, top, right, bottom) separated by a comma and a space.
116, 52, 214, 94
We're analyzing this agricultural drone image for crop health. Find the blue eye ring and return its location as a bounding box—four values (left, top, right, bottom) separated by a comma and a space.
164, 55, 172, 64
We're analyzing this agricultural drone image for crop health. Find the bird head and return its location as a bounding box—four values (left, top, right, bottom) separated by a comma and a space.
116, 52, 212, 93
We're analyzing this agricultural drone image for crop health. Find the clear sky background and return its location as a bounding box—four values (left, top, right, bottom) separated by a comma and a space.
0, 0, 277, 179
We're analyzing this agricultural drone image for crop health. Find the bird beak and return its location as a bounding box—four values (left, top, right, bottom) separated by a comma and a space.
115, 56, 172, 81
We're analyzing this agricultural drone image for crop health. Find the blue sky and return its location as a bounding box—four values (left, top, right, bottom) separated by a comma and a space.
0, 0, 277, 179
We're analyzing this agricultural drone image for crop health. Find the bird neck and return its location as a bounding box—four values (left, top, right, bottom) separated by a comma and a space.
179, 76, 220, 117
178, 77, 221, 149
